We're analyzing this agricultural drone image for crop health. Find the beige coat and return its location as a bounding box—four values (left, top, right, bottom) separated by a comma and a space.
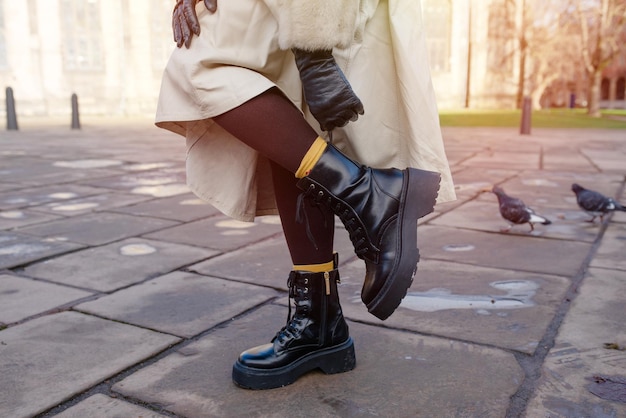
156, 0, 455, 221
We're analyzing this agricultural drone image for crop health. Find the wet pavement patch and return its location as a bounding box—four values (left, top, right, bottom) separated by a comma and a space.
399, 279, 538, 312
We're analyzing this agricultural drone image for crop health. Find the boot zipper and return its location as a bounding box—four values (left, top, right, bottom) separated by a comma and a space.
324, 271, 330, 295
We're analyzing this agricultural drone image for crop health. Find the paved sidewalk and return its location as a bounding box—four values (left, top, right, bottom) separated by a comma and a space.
1, 118, 625, 418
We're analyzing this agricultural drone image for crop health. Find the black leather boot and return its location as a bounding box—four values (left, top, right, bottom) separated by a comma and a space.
232, 268, 355, 390
297, 144, 440, 320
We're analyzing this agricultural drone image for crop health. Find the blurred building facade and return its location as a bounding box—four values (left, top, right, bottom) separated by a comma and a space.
0, 0, 624, 118
0, 0, 173, 117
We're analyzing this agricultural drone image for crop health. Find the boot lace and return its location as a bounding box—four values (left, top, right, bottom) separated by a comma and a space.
272, 272, 309, 344
298, 183, 376, 260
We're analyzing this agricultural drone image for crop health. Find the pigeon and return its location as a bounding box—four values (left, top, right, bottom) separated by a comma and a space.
571, 183, 626, 222
491, 186, 552, 232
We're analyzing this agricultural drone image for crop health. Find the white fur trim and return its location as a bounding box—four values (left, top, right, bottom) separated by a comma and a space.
266, 0, 359, 50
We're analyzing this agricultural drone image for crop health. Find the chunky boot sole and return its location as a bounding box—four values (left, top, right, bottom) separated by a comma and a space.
366, 168, 440, 320
232, 337, 356, 390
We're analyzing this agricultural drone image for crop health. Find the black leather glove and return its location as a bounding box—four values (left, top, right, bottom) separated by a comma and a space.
173, 0, 218, 48
292, 49, 364, 132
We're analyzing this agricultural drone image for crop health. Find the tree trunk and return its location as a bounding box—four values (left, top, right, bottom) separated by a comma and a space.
531, 73, 559, 110
587, 69, 603, 117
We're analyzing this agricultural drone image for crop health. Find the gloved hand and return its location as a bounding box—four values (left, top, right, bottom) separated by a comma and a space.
292, 49, 364, 132
173, 0, 218, 48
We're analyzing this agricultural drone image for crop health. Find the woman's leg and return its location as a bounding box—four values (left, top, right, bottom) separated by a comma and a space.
212, 88, 317, 174
215, 86, 336, 265
270, 161, 335, 266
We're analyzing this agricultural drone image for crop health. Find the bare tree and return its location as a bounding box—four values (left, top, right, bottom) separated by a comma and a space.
525, 0, 581, 109
488, 0, 579, 109
482, 0, 625, 111
574, 0, 626, 116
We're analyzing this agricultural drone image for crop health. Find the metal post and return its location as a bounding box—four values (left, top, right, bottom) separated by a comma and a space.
520, 96, 532, 135
71, 93, 81, 130
6, 87, 18, 130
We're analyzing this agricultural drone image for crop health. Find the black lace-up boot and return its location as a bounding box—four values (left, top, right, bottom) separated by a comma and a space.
297, 143, 440, 320
232, 268, 355, 390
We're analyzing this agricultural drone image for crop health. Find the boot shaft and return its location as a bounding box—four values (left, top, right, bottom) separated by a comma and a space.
274, 268, 349, 350
297, 144, 404, 263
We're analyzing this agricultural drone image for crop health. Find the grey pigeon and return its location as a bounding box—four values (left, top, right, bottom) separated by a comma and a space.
491, 186, 552, 232
571, 183, 626, 222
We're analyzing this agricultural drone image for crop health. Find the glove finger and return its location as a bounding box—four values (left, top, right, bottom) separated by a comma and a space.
179, 14, 192, 48
204, 0, 218, 13
172, 9, 183, 47
334, 110, 359, 129
355, 102, 364, 115
182, 0, 201, 35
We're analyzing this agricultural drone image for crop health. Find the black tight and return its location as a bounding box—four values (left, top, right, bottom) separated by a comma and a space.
270, 162, 335, 265
212, 88, 318, 173
212, 88, 335, 265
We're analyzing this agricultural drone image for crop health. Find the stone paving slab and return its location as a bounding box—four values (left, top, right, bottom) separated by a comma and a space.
2, 160, 124, 187
14, 212, 180, 246
119, 161, 179, 172
447, 167, 520, 197
0, 208, 63, 230
55, 394, 170, 418
29, 192, 152, 217
0, 311, 180, 418
0, 182, 22, 193
418, 225, 592, 277
582, 149, 626, 173
442, 149, 476, 167
0, 232, 84, 270
333, 259, 571, 354
78, 167, 187, 193
110, 192, 221, 222
431, 199, 598, 242
525, 267, 626, 417
612, 210, 626, 224
188, 231, 357, 289
0, 273, 93, 325
22, 238, 218, 292
495, 171, 624, 204
460, 150, 540, 170
75, 271, 280, 338
143, 215, 284, 251
113, 304, 523, 418
0, 184, 109, 210
542, 149, 599, 172
590, 223, 626, 271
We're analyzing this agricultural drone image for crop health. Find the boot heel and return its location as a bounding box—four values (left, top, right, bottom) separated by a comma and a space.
318, 337, 356, 375
406, 168, 441, 219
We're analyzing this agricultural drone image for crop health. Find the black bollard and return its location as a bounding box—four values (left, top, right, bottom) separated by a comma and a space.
71, 93, 81, 130
6, 87, 18, 130
520, 96, 532, 135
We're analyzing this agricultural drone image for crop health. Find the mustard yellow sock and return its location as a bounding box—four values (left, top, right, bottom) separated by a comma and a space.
295, 137, 327, 178
293, 259, 334, 273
